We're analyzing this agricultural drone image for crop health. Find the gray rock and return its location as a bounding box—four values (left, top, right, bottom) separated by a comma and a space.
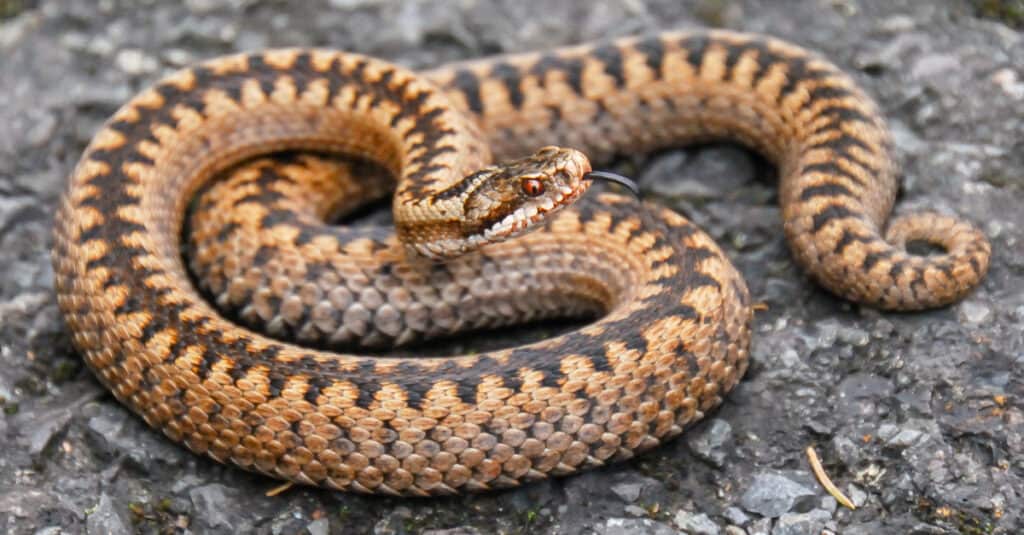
770, 510, 832, 535
189, 484, 252, 532
853, 33, 928, 73
991, 68, 1024, 100
818, 497, 837, 515
642, 146, 756, 199
374, 506, 414, 535
24, 110, 57, 147
747, 518, 773, 535
84, 403, 183, 470
878, 14, 916, 32
25, 406, 73, 457
673, 511, 721, 535
0, 195, 34, 234
876, 423, 924, 448
686, 419, 733, 468
270, 507, 310, 535
722, 506, 750, 526
596, 518, 681, 535
740, 473, 816, 518
910, 53, 960, 80
846, 484, 868, 508
86, 494, 129, 535
808, 319, 839, 349
723, 527, 745, 535
830, 436, 861, 468
114, 48, 158, 74
841, 521, 886, 535
611, 481, 645, 503
422, 528, 482, 535
327, 0, 386, 9
502, 478, 560, 515
185, 0, 255, 13
624, 505, 649, 517
836, 373, 894, 419
835, 325, 869, 347
555, 470, 624, 532
879, 472, 915, 508
959, 301, 992, 324
307, 518, 330, 535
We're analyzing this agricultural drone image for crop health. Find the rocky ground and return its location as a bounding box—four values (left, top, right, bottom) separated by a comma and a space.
1, 0, 1023, 534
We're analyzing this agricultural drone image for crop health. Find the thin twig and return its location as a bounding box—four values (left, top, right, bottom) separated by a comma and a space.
806, 446, 856, 510
265, 481, 294, 497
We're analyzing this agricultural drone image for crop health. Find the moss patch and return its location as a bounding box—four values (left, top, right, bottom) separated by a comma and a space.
973, 0, 1024, 28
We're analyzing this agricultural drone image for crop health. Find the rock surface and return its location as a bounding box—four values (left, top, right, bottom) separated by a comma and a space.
1, 0, 1022, 533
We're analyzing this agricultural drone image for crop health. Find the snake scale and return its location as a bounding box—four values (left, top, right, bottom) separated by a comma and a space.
52, 30, 991, 495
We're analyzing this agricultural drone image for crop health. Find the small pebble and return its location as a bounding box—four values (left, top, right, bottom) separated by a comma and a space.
846, 484, 868, 507
886, 428, 924, 448
991, 68, 1024, 100
25, 112, 56, 147
748, 518, 773, 535
421, 527, 482, 535
836, 326, 869, 347
115, 48, 159, 74
610, 481, 644, 503
596, 518, 679, 535
722, 506, 750, 526
878, 14, 916, 32
740, 473, 816, 518
960, 301, 992, 324
674, 511, 721, 535
771, 509, 832, 535
819, 496, 838, 515
623, 505, 648, 517
686, 419, 733, 468
910, 53, 960, 80
86, 494, 129, 535
306, 518, 329, 535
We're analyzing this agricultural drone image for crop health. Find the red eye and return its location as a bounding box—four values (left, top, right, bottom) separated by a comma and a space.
521, 178, 545, 197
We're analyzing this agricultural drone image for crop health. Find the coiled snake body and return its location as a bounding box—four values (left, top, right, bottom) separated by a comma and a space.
52, 30, 990, 495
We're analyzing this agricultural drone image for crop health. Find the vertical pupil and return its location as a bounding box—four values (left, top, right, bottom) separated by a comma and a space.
523, 179, 543, 196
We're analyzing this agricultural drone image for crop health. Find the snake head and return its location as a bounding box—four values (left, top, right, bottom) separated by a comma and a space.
407, 146, 640, 259
459, 146, 591, 244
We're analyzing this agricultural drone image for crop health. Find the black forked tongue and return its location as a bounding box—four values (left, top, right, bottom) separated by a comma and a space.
584, 171, 641, 198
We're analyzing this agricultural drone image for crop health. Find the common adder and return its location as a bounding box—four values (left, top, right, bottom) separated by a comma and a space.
52, 30, 990, 495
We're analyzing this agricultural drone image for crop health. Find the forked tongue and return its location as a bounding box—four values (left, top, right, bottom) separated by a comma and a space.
584, 170, 641, 198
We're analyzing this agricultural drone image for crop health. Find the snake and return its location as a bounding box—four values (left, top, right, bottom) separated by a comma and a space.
51, 30, 991, 496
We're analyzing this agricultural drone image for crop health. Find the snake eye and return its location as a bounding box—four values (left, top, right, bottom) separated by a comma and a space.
521, 178, 545, 197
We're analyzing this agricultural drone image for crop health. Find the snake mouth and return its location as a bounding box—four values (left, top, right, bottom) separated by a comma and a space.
484, 171, 641, 242
409, 183, 588, 259
481, 183, 588, 242
412, 169, 641, 259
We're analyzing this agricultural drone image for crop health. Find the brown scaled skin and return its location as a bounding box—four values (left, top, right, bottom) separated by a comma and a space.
53, 30, 989, 496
